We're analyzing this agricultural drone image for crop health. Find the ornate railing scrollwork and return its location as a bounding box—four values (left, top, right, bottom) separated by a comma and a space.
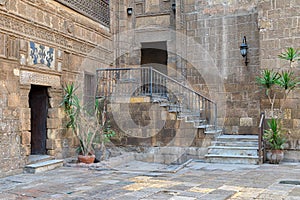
55, 0, 110, 27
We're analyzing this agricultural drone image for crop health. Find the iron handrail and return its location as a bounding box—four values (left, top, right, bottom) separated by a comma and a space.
149, 68, 216, 104
96, 67, 217, 128
258, 112, 265, 164
96, 67, 215, 104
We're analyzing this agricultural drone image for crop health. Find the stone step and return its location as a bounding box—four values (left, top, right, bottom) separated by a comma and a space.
207, 146, 258, 157
216, 134, 258, 142
206, 134, 259, 164
211, 141, 258, 147
186, 119, 206, 125
160, 102, 170, 107
205, 129, 222, 135
178, 112, 201, 118
205, 155, 259, 165
28, 155, 54, 164
194, 124, 214, 129
24, 159, 64, 174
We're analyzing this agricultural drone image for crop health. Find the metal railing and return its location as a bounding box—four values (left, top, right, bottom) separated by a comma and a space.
96, 67, 217, 128
258, 112, 266, 164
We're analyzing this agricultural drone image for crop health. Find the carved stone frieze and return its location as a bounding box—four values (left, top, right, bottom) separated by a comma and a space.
0, 32, 6, 57
20, 70, 61, 87
7, 36, 19, 60
0, 12, 111, 57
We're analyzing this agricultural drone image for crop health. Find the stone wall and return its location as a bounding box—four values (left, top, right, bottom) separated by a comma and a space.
179, 0, 260, 134
108, 99, 210, 148
111, 0, 177, 73
0, 0, 111, 176
112, 0, 261, 135
258, 1, 300, 160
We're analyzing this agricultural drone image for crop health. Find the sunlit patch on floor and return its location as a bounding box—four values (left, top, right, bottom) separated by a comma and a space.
188, 187, 215, 193
123, 176, 180, 191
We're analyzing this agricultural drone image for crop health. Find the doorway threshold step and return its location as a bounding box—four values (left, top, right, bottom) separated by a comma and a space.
28, 155, 54, 164
24, 159, 63, 174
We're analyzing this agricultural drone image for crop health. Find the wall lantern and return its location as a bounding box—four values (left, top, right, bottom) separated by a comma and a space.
240, 36, 249, 66
172, 3, 176, 13
127, 7, 133, 15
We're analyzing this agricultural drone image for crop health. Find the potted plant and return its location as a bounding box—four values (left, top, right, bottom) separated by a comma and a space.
62, 82, 115, 164
263, 118, 286, 164
256, 47, 300, 164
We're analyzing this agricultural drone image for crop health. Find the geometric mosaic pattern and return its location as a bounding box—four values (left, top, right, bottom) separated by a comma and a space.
28, 41, 55, 69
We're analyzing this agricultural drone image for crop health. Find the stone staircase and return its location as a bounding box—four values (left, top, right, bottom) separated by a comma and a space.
205, 135, 259, 164
97, 67, 219, 135
155, 96, 220, 135
24, 155, 63, 174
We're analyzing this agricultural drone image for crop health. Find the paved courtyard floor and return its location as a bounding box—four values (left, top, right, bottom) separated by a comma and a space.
0, 160, 300, 199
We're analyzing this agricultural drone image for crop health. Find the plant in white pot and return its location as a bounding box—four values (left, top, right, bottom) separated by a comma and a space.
62, 82, 115, 164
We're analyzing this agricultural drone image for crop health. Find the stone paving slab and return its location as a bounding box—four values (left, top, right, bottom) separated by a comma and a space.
0, 161, 300, 199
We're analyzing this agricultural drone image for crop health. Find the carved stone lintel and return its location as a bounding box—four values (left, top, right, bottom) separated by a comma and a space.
20, 70, 61, 88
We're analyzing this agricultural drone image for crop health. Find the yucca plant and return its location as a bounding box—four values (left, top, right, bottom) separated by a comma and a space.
256, 69, 280, 117
278, 47, 300, 67
264, 118, 286, 150
61, 82, 79, 128
277, 71, 300, 111
62, 83, 115, 161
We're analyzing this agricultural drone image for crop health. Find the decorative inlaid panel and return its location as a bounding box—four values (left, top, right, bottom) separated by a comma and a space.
28, 41, 55, 69
55, 0, 110, 27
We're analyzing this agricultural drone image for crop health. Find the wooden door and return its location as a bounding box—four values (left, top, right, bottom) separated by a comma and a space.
29, 85, 48, 155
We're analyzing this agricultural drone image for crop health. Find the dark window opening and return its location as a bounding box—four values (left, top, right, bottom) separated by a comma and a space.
84, 73, 96, 110
55, 0, 110, 27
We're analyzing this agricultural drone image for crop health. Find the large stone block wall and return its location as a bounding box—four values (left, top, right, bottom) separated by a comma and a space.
0, 0, 111, 176
112, 0, 261, 135
110, 0, 177, 73
258, 1, 300, 159
0, 61, 25, 177
108, 100, 210, 148
180, 0, 260, 134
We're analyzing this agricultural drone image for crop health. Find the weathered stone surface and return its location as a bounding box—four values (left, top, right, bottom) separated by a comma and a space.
20, 71, 61, 88
21, 131, 31, 145
0, 0, 112, 176
240, 117, 253, 127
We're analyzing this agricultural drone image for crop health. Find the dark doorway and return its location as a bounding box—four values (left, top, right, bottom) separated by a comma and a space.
141, 42, 168, 96
29, 85, 49, 155
141, 41, 168, 74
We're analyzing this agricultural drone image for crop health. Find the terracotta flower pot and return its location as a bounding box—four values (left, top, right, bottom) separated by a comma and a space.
78, 154, 95, 164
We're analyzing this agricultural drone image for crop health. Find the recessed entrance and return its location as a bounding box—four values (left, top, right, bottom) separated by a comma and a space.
29, 85, 49, 155
141, 42, 168, 96
141, 41, 168, 74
